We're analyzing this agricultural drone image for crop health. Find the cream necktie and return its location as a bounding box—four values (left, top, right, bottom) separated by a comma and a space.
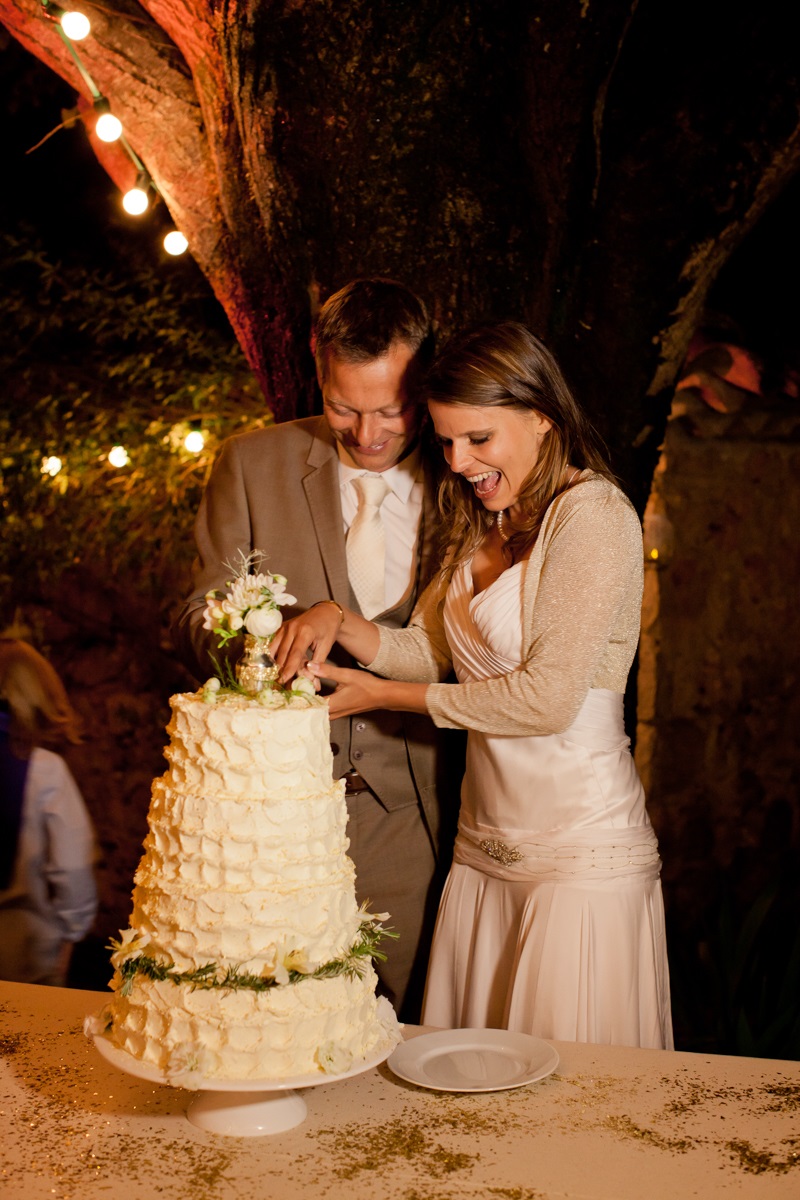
347, 474, 391, 619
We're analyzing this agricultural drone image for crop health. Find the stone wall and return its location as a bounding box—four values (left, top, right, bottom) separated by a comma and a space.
636, 389, 800, 1052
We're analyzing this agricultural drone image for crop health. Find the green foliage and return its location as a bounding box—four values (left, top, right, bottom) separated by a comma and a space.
670, 868, 800, 1060
0, 229, 269, 618
115, 919, 398, 996
708, 876, 800, 1060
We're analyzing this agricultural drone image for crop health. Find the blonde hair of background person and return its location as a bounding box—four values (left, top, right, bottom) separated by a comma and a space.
0, 639, 97, 985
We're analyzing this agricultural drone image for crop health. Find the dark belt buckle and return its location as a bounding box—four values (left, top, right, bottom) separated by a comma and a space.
341, 770, 369, 794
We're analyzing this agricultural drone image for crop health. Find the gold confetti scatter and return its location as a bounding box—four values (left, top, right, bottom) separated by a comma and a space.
727, 1139, 800, 1175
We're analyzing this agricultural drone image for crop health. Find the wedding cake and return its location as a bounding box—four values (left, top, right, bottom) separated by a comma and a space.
89, 557, 400, 1084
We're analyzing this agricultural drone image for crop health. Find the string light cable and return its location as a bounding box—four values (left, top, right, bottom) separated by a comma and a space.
36, 0, 187, 248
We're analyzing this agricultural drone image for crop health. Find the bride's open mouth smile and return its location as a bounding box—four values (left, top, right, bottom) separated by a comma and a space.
466, 470, 502, 500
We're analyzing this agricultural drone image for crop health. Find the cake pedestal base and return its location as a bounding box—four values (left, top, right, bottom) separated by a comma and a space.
187, 1087, 308, 1135
91, 1031, 397, 1137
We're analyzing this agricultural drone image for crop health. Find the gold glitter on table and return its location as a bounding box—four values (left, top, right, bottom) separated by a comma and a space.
1, 982, 799, 1199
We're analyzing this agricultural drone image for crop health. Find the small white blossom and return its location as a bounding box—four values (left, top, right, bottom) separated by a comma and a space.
166, 1045, 213, 1089
83, 1005, 114, 1040
109, 928, 151, 969
284, 948, 319, 975
316, 1041, 354, 1075
291, 675, 317, 698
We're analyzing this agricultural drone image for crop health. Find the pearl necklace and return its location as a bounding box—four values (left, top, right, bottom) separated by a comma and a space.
496, 468, 581, 544
495, 509, 509, 542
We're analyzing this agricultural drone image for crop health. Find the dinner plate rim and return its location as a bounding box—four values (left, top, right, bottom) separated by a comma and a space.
386, 1027, 559, 1093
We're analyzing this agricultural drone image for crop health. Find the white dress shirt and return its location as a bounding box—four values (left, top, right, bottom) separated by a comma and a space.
338, 447, 424, 612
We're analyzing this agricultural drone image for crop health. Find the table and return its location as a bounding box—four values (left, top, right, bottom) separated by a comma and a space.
1, 981, 798, 1198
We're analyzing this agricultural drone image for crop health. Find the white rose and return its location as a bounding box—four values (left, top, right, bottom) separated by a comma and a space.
315, 1041, 354, 1075
291, 675, 316, 698
245, 606, 282, 637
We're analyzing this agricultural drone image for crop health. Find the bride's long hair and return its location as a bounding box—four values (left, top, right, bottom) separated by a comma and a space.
427, 321, 614, 575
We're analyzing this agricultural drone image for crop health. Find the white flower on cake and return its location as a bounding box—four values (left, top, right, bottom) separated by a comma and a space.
315, 1041, 355, 1075
83, 1004, 113, 1039
244, 605, 283, 638
283, 947, 320, 976
108, 928, 151, 969
375, 996, 402, 1039
166, 1045, 214, 1089
290, 675, 317, 699
202, 550, 297, 649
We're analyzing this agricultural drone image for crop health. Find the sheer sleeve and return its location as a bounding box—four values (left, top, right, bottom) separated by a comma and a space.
425, 481, 643, 735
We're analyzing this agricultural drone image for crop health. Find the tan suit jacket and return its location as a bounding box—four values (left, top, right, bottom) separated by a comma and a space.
172, 416, 462, 1016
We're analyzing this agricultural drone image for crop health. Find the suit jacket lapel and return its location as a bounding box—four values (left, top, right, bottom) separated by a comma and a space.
302, 418, 351, 601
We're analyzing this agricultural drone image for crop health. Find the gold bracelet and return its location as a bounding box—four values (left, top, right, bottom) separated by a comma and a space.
312, 599, 345, 626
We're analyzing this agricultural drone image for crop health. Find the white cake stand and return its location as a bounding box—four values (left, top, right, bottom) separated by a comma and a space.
92, 1032, 396, 1136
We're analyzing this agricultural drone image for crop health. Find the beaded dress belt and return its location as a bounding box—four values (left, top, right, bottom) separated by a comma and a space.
455, 823, 662, 881
340, 770, 371, 794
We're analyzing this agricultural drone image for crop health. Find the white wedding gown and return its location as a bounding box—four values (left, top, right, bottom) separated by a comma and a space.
421, 558, 673, 1049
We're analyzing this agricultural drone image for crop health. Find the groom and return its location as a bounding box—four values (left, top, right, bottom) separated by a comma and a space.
172, 278, 461, 1021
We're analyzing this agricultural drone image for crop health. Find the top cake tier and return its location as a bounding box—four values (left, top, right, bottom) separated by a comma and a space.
166, 691, 335, 799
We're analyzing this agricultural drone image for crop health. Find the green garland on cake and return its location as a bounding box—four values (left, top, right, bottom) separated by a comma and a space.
110, 917, 397, 998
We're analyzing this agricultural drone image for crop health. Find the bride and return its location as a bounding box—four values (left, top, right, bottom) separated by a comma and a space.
273, 320, 673, 1049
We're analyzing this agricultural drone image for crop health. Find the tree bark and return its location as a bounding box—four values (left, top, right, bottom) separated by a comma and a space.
2, 0, 799, 475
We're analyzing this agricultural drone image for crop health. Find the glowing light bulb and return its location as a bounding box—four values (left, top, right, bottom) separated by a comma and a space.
184, 430, 205, 453
41, 456, 63, 477
123, 185, 149, 215
61, 10, 90, 39
163, 231, 188, 256
96, 111, 122, 142
108, 445, 129, 468
649, 548, 659, 561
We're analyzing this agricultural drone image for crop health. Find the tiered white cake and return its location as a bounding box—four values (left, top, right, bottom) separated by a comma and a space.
101, 689, 400, 1083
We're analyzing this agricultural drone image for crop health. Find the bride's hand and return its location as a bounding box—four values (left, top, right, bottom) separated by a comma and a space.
271, 604, 343, 683
307, 661, 389, 719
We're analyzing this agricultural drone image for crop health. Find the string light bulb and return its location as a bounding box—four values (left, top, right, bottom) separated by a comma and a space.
163, 230, 188, 256
94, 97, 122, 143
122, 172, 151, 216
184, 429, 205, 453
41, 455, 63, 477
42, 2, 90, 41
108, 445, 130, 468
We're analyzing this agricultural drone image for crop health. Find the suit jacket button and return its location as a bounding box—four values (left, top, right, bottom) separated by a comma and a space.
352, 749, 363, 761
355, 721, 366, 732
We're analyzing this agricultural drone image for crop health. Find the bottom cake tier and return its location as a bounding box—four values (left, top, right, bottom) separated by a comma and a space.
105, 964, 400, 1082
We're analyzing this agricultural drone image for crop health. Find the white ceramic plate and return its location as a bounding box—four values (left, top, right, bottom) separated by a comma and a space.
387, 1028, 559, 1093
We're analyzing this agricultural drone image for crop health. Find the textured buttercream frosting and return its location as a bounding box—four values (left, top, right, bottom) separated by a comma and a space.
103, 690, 401, 1082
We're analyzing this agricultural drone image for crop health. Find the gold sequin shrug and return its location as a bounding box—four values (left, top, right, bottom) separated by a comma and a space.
368, 473, 643, 736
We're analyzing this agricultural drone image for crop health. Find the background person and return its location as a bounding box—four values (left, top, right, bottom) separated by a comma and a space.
0, 639, 97, 986
172, 278, 464, 1022
273, 320, 673, 1048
